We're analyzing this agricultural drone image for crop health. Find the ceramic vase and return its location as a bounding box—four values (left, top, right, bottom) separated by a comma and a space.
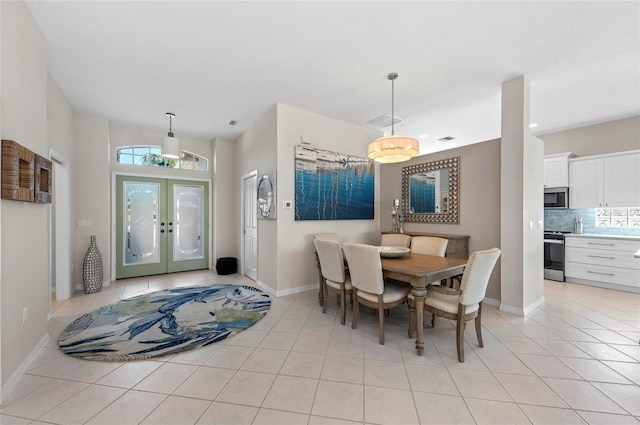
83, 235, 103, 294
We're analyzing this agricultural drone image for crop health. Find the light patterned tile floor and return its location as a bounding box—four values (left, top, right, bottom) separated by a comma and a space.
1, 272, 639, 424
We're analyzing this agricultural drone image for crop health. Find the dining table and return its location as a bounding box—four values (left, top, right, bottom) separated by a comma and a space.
381, 252, 467, 356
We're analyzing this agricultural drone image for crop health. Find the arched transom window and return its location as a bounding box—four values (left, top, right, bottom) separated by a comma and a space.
116, 146, 208, 171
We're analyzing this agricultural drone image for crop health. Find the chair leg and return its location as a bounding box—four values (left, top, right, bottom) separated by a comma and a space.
456, 306, 465, 363
408, 299, 415, 339
431, 314, 436, 328
322, 282, 328, 314
475, 302, 484, 348
351, 289, 360, 329
340, 287, 346, 325
378, 296, 385, 345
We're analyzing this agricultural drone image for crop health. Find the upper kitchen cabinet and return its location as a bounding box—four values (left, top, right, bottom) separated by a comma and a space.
569, 151, 640, 208
544, 152, 575, 188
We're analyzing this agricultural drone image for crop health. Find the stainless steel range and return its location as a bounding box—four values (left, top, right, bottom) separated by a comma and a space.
543, 231, 571, 281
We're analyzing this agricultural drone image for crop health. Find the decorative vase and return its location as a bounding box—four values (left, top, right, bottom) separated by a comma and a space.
83, 235, 103, 294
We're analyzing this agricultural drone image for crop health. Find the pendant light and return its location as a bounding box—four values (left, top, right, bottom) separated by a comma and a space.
162, 112, 180, 159
367, 73, 419, 163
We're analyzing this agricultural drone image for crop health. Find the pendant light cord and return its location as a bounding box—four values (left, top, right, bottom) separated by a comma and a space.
391, 77, 395, 136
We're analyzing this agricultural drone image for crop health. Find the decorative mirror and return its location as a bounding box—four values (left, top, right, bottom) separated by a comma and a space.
401, 157, 459, 224
257, 171, 276, 219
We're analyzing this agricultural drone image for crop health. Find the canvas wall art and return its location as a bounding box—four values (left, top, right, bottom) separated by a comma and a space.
294, 145, 374, 220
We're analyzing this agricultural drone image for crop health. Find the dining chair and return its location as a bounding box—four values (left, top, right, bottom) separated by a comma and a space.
380, 233, 412, 248
409, 247, 501, 362
313, 239, 353, 325
410, 236, 448, 256
313, 233, 341, 307
342, 243, 411, 345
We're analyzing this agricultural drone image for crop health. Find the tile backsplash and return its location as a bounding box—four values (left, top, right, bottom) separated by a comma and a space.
544, 208, 640, 236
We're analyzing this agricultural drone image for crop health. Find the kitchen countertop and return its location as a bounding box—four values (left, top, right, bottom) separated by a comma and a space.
565, 233, 640, 242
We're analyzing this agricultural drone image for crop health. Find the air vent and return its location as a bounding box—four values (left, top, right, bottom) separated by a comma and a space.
228, 120, 238, 126
366, 114, 404, 128
438, 136, 455, 142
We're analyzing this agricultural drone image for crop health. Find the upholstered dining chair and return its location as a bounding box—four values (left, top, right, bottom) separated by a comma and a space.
409, 247, 501, 362
410, 236, 448, 257
313, 233, 341, 307
313, 239, 352, 325
380, 233, 412, 248
342, 243, 411, 345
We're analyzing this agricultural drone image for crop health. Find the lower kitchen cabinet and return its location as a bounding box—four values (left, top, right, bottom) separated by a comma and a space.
565, 236, 640, 292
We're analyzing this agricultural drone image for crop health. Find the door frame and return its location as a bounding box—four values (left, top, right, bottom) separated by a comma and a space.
111, 171, 212, 280
240, 170, 258, 280
49, 149, 72, 305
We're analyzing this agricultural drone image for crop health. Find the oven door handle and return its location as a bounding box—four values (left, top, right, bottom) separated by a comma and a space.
543, 239, 564, 245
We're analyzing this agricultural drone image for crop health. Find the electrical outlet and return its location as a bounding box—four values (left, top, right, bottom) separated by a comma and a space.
283, 201, 292, 209
22, 307, 28, 325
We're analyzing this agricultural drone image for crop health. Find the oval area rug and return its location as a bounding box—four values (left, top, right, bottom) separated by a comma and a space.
58, 284, 270, 361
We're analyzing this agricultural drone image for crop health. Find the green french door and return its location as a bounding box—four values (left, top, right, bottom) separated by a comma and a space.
116, 176, 209, 279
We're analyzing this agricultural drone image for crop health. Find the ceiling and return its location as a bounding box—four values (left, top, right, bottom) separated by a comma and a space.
26, 1, 640, 155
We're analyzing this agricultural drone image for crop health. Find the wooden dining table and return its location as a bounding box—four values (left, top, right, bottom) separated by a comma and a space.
381, 252, 467, 356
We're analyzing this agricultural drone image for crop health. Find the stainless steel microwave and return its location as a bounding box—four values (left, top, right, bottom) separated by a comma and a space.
544, 187, 569, 209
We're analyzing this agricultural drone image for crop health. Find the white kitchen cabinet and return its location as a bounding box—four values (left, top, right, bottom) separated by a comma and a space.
569, 151, 640, 208
544, 153, 574, 188
565, 236, 640, 292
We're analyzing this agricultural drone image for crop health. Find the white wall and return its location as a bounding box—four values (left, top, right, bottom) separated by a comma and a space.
275, 104, 382, 294
1, 0, 49, 387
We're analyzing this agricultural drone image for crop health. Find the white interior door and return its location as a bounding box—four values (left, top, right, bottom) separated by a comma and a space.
53, 155, 71, 300
243, 172, 258, 281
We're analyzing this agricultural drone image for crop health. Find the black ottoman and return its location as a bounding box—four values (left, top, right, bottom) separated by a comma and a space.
216, 257, 237, 275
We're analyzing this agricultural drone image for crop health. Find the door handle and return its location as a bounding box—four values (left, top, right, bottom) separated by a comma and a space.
160, 229, 165, 233
168, 229, 173, 233
161, 222, 165, 226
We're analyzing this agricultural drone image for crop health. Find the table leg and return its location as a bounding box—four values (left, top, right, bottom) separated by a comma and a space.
412, 285, 427, 356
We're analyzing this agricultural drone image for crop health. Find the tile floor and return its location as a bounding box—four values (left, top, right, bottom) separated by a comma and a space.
1, 270, 639, 424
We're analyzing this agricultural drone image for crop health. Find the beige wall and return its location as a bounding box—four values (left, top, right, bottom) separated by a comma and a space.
212, 137, 238, 263
47, 75, 76, 293
276, 104, 382, 294
380, 139, 502, 300
234, 105, 278, 290
541, 115, 640, 156
1, 0, 49, 386
74, 113, 111, 286
500, 76, 544, 315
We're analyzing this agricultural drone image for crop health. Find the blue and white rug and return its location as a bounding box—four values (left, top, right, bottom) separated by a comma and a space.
58, 284, 270, 361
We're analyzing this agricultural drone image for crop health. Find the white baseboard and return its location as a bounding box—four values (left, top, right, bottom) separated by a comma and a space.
256, 280, 317, 298
499, 295, 546, 317
1, 333, 49, 406
499, 303, 524, 316
483, 297, 500, 307
524, 296, 546, 315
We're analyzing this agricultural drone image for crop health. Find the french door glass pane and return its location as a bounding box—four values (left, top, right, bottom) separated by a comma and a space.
124, 182, 160, 265
173, 184, 204, 260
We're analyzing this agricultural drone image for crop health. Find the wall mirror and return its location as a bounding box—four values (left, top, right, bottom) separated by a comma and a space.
401, 157, 459, 224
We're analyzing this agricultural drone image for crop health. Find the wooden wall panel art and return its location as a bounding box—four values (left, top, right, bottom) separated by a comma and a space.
2, 140, 35, 202
35, 154, 52, 203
